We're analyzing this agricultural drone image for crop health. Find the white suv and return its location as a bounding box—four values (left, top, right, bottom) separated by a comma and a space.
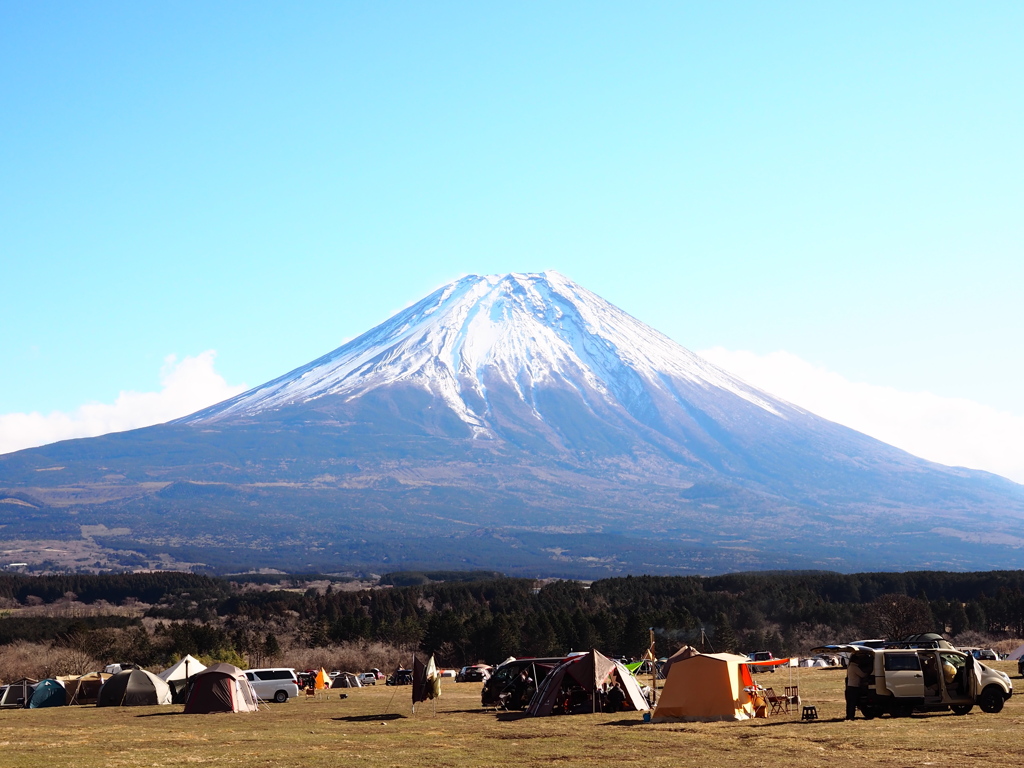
244, 668, 301, 703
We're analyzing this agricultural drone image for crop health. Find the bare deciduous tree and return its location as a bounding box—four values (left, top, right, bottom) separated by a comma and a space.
861, 594, 934, 639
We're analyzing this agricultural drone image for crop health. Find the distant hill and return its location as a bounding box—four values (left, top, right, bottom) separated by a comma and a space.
2, 272, 1023, 576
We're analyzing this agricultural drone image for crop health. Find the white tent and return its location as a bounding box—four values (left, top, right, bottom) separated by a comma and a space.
159, 655, 207, 682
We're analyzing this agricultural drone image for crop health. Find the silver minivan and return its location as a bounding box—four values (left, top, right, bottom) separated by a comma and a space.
244, 668, 300, 703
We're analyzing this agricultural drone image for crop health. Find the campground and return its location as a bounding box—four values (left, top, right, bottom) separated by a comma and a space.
4, 663, 1024, 767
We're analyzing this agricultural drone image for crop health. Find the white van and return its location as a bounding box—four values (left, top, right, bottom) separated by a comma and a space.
244, 668, 300, 703
814, 636, 1012, 717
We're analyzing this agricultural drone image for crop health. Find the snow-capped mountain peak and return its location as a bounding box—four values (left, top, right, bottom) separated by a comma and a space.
183, 271, 782, 428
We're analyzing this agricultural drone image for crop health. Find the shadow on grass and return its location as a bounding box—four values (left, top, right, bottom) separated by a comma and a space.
333, 713, 406, 722
749, 716, 847, 727
135, 711, 187, 718
598, 718, 649, 727
494, 712, 530, 722
442, 709, 498, 715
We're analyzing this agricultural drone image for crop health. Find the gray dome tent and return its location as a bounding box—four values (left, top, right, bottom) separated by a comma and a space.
97, 667, 172, 707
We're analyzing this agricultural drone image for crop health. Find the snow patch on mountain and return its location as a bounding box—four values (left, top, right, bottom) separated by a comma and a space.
181, 272, 785, 428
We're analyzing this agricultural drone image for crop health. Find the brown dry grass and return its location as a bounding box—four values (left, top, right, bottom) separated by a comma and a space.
2, 663, 1024, 767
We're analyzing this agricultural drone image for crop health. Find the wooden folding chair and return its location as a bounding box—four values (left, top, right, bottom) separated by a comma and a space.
785, 685, 799, 707
764, 687, 788, 715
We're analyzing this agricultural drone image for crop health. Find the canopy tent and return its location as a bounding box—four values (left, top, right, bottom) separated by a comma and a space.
659, 645, 701, 681
0, 678, 38, 708
331, 672, 362, 688
1008, 644, 1024, 661
314, 668, 331, 690
652, 652, 756, 722
67, 672, 111, 705
98, 667, 172, 707
527, 649, 649, 716
28, 679, 66, 709
184, 663, 258, 714
159, 655, 207, 703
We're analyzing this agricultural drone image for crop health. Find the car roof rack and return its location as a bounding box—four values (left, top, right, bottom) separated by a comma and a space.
882, 633, 955, 650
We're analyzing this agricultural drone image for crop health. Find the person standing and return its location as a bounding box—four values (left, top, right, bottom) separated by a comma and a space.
845, 653, 871, 720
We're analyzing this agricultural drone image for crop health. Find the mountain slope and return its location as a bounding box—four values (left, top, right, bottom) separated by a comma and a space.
2, 272, 1023, 575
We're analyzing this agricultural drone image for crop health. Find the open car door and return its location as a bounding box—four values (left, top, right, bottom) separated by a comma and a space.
964, 654, 982, 699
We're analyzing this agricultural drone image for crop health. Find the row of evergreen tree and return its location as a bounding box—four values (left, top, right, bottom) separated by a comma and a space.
5, 570, 1024, 665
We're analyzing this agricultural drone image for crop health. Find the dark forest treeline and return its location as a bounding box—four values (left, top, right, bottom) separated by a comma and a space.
4, 569, 1024, 667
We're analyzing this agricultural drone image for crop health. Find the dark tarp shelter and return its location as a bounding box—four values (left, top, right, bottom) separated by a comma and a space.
527, 650, 650, 716
97, 667, 172, 707
184, 663, 258, 714
0, 678, 38, 708
28, 679, 67, 708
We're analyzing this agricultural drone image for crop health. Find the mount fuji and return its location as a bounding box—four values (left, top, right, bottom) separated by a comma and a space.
2, 272, 1023, 575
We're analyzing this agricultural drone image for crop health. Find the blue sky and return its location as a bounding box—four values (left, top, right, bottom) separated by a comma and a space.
2, 3, 1022, 479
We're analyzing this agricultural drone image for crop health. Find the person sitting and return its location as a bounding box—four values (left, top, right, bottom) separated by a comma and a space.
606, 682, 626, 713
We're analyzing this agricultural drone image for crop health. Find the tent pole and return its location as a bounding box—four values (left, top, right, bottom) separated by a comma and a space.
649, 628, 657, 706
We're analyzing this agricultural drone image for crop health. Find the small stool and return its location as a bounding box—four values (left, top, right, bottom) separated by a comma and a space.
801, 705, 818, 721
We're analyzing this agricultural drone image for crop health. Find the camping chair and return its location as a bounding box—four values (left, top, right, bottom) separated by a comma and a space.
763, 687, 788, 715
785, 685, 799, 707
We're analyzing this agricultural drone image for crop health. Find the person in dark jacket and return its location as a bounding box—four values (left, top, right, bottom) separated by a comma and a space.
845, 653, 871, 720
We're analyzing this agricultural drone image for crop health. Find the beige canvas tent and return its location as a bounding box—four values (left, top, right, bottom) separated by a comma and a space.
66, 672, 111, 705
159, 655, 207, 703
652, 652, 757, 722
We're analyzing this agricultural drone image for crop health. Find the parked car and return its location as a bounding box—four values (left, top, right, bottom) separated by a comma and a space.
357, 672, 377, 686
456, 665, 492, 683
814, 634, 1012, 717
387, 669, 413, 686
972, 649, 998, 661
244, 668, 301, 703
748, 651, 776, 673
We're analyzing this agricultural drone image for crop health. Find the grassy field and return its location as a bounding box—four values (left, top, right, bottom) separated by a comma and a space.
3, 663, 1024, 767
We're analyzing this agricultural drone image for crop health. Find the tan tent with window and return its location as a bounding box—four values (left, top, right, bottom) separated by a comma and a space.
652, 652, 757, 722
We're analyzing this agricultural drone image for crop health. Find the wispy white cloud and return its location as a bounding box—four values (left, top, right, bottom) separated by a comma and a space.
699, 347, 1024, 485
0, 351, 246, 455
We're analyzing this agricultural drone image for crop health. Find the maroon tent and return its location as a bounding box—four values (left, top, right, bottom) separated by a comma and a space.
184, 663, 258, 714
